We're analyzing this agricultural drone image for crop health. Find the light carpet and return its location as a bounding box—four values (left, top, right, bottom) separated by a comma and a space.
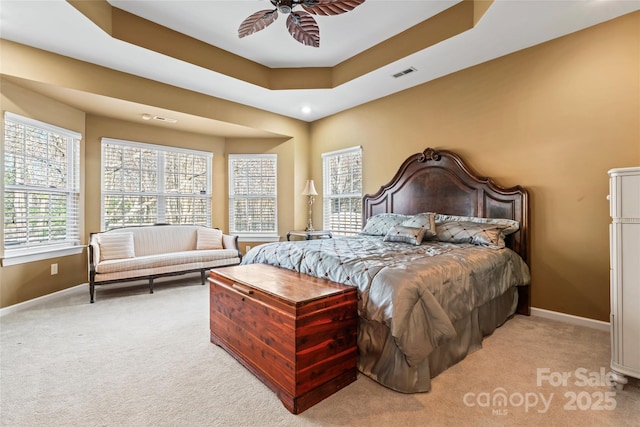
1, 276, 638, 427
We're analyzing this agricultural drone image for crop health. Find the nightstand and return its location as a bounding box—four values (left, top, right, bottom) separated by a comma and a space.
287, 230, 333, 241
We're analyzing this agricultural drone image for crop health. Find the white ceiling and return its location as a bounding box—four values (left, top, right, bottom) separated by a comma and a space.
1, 0, 639, 129
109, 0, 461, 68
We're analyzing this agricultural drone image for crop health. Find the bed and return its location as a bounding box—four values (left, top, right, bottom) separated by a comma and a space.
241, 147, 531, 393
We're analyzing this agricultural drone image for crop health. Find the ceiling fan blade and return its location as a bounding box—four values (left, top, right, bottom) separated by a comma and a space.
286, 11, 320, 47
301, 0, 365, 16
238, 9, 279, 38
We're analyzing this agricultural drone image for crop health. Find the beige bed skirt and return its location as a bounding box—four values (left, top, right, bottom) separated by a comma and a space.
357, 286, 519, 393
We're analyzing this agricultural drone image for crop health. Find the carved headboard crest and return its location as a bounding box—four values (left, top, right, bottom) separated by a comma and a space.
417, 147, 441, 162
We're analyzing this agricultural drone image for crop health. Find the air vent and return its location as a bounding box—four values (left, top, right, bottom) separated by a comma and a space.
153, 115, 177, 123
392, 67, 417, 78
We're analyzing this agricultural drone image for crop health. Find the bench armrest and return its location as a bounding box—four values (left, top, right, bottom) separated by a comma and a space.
88, 233, 100, 281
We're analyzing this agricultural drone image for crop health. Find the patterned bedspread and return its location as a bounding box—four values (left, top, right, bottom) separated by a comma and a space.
242, 235, 530, 367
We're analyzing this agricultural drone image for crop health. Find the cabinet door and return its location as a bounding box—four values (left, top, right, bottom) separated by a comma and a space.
609, 224, 619, 365
619, 175, 640, 218
618, 223, 640, 373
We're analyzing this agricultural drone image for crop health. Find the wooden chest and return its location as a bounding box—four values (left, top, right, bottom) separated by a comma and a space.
209, 264, 358, 414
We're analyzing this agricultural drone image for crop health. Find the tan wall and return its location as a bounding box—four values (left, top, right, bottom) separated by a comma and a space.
310, 12, 640, 322
0, 80, 87, 307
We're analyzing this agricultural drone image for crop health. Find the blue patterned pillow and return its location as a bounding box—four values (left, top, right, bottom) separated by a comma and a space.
434, 214, 519, 236
401, 212, 436, 240
383, 225, 426, 246
435, 221, 511, 249
361, 213, 411, 236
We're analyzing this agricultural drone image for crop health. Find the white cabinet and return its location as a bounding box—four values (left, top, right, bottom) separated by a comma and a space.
608, 167, 640, 389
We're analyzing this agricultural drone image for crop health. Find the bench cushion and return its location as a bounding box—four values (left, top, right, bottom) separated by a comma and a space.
95, 249, 241, 274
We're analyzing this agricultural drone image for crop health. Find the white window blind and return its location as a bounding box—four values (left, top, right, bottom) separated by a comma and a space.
322, 146, 362, 236
3, 112, 81, 258
228, 154, 277, 237
101, 138, 211, 230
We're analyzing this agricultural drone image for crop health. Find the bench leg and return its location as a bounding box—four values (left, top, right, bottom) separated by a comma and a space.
90, 282, 95, 303
149, 277, 154, 294
201, 269, 206, 285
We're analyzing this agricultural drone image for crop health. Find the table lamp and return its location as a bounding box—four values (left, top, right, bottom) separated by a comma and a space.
302, 180, 318, 231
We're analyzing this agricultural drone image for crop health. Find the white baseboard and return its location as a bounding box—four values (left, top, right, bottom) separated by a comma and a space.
530, 307, 610, 332
0, 283, 86, 318
0, 273, 204, 317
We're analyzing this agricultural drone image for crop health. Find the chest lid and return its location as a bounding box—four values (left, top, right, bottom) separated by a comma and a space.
211, 264, 354, 306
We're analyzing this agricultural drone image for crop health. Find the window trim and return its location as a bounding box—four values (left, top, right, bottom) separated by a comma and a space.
2, 245, 84, 267
228, 153, 279, 241
4, 112, 82, 141
2, 112, 83, 266
322, 145, 363, 236
100, 137, 212, 230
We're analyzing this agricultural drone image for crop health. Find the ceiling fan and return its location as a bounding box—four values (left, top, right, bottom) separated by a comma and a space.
238, 0, 366, 48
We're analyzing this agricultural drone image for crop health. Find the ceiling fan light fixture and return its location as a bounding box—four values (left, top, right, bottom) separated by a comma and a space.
276, 0, 294, 14
239, 0, 366, 47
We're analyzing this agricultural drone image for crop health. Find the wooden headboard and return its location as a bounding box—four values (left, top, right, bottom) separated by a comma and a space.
363, 147, 530, 314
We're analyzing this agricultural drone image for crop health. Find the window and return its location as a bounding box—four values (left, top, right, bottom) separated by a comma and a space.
228, 154, 278, 241
322, 146, 362, 236
101, 138, 211, 230
2, 112, 82, 265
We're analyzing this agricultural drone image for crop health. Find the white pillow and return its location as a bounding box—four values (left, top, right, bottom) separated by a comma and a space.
98, 232, 135, 261
196, 227, 223, 250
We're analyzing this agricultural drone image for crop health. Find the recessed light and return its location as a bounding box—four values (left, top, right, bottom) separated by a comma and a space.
301, 106, 311, 114
152, 115, 177, 123
141, 113, 177, 123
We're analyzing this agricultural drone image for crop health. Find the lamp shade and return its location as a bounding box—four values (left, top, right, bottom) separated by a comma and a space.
302, 180, 318, 196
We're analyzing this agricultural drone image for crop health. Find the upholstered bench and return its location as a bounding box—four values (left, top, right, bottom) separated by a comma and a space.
88, 224, 241, 303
